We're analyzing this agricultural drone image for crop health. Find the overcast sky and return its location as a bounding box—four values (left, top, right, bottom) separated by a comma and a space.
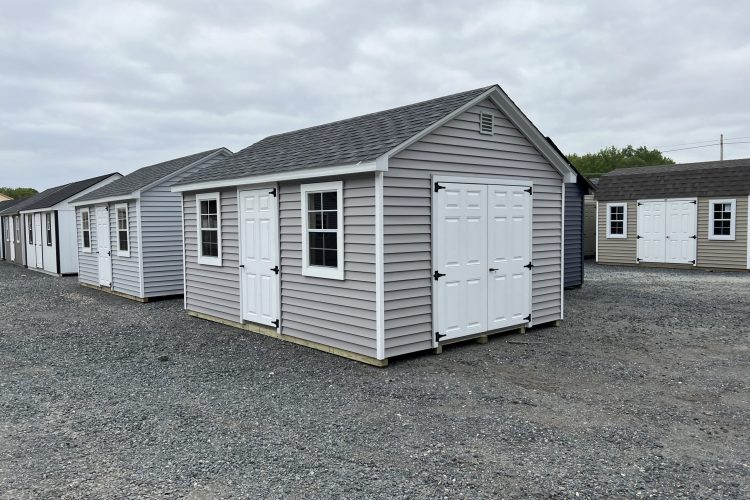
1, 0, 748, 190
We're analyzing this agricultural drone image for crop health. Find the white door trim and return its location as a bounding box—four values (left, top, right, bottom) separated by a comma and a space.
433, 175, 533, 189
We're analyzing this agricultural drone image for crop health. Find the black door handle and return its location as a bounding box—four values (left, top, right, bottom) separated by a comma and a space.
489, 268, 498, 271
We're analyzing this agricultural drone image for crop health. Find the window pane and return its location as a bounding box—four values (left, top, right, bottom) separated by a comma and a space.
308, 192, 322, 210
310, 248, 325, 266
200, 200, 209, 215
83, 232, 90, 248
322, 212, 337, 229
322, 191, 337, 210
309, 232, 324, 249
201, 230, 218, 257
323, 232, 337, 250
201, 214, 217, 229
324, 249, 338, 267
207, 199, 217, 214
119, 230, 128, 251
308, 212, 322, 230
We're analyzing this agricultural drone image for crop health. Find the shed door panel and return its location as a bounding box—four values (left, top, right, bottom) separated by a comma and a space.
8, 217, 15, 261
637, 201, 666, 262
34, 213, 44, 269
665, 199, 696, 264
487, 185, 532, 331
25, 215, 37, 269
240, 189, 279, 328
95, 206, 112, 286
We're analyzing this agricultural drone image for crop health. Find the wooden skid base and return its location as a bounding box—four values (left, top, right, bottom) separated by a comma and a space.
187, 310, 389, 368
80, 283, 149, 303
435, 324, 528, 354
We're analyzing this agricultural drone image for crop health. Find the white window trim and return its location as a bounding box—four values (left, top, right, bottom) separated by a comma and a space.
115, 203, 131, 257
708, 198, 736, 241
300, 181, 344, 280
606, 203, 628, 239
81, 208, 92, 253
196, 192, 222, 266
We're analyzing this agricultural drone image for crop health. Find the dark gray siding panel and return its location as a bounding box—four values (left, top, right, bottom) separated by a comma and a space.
564, 182, 584, 288
76, 207, 98, 286
383, 98, 564, 357
583, 195, 596, 258
141, 152, 230, 297
184, 189, 241, 322
279, 175, 378, 358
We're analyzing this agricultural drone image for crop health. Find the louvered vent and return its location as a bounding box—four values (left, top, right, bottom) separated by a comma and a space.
479, 112, 494, 135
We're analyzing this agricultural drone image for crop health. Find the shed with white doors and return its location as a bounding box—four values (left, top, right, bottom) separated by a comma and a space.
172, 85, 577, 366
0, 198, 26, 262
15, 173, 122, 275
595, 159, 750, 271
70, 148, 232, 300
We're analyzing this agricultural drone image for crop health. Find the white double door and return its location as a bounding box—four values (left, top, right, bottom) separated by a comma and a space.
239, 188, 279, 328
434, 181, 532, 342
637, 199, 696, 264
95, 206, 112, 286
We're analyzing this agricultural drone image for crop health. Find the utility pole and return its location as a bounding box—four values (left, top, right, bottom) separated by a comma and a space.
720, 133, 724, 161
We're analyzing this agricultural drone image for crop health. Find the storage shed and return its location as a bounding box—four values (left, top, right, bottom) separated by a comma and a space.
15, 173, 122, 275
596, 159, 750, 271
70, 148, 232, 301
172, 85, 577, 365
0, 198, 27, 262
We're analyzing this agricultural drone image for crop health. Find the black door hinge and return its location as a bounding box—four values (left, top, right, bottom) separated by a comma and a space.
636, 258, 642, 262
270, 265, 280, 275
272, 319, 279, 328
636, 235, 643, 239
435, 331, 446, 342
434, 182, 445, 193
269, 188, 277, 197
239, 264, 245, 268
637, 202, 643, 206
690, 260, 696, 264
524, 262, 534, 269
433, 270, 446, 281
690, 200, 697, 204
524, 314, 532, 322
690, 235, 697, 239
525, 186, 533, 195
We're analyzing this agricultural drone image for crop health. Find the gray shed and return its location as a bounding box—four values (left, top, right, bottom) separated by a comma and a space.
595, 159, 750, 271
70, 148, 232, 300
1, 198, 28, 263
172, 85, 577, 366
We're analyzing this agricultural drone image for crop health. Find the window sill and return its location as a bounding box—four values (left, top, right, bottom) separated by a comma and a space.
606, 234, 627, 239
82, 248, 92, 253
708, 235, 735, 241
117, 251, 131, 258
302, 265, 344, 280
198, 256, 222, 267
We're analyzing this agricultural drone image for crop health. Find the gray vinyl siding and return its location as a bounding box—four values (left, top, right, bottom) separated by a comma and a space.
183, 189, 241, 322
76, 208, 98, 286
696, 196, 748, 270
596, 200, 638, 264
110, 201, 141, 296
140, 152, 230, 297
564, 183, 584, 288
279, 175, 378, 358
583, 195, 596, 258
382, 98, 564, 357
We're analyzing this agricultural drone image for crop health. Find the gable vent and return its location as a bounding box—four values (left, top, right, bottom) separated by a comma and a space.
479, 112, 494, 135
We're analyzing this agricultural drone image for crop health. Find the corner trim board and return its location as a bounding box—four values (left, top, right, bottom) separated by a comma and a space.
375, 171, 385, 359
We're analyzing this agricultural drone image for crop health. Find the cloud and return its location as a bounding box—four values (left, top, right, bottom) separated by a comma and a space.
0, 0, 748, 189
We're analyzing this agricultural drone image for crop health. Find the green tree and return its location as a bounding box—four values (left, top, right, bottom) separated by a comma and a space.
568, 145, 675, 177
0, 187, 38, 199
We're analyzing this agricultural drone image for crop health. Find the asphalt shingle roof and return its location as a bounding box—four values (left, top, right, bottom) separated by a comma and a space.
595, 158, 750, 201
74, 148, 226, 203
177, 86, 495, 186
0, 187, 63, 216
18, 173, 120, 211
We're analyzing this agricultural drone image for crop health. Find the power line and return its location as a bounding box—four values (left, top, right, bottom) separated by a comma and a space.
661, 141, 750, 153
653, 135, 750, 150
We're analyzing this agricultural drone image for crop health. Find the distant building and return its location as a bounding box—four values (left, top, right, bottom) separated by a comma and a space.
0, 193, 13, 201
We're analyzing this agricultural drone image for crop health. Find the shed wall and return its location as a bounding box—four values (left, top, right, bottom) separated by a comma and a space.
110, 201, 141, 296
564, 182, 584, 287
382, 98, 564, 357
596, 200, 638, 264
696, 196, 748, 269
76, 207, 98, 285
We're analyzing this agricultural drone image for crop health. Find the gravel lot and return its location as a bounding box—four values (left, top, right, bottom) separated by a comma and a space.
0, 261, 748, 499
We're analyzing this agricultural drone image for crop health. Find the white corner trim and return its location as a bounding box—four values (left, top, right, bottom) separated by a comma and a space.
606, 202, 628, 239
747, 195, 750, 270
136, 199, 144, 297
375, 171, 385, 360
300, 180, 344, 280
560, 181, 565, 320
595, 201, 599, 262
707, 198, 737, 241
180, 193, 187, 310
195, 192, 222, 266
114, 203, 131, 258
171, 161, 382, 193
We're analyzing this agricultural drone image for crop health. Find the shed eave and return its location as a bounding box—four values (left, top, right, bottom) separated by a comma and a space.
171, 160, 383, 193
69, 193, 139, 207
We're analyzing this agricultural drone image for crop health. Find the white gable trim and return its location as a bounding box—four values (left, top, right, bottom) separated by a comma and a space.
21, 174, 123, 214
71, 194, 138, 207
171, 160, 383, 193
139, 148, 232, 195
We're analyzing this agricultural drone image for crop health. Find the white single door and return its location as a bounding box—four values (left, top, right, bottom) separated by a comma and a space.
487, 185, 532, 330
434, 183, 489, 341
239, 189, 279, 328
34, 213, 44, 269
637, 200, 666, 262
665, 199, 697, 264
8, 217, 15, 261
95, 206, 112, 286
25, 215, 37, 268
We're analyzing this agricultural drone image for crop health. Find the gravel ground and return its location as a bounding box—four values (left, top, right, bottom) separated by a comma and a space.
0, 261, 748, 499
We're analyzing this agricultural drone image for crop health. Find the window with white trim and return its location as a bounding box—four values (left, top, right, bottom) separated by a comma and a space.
196, 193, 222, 265
27, 215, 33, 244
115, 204, 130, 256
81, 209, 91, 251
45, 213, 52, 246
606, 203, 627, 238
14, 215, 20, 243
708, 199, 736, 240
301, 181, 344, 280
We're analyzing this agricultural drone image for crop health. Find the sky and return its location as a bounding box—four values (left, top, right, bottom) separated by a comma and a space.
1, 0, 749, 190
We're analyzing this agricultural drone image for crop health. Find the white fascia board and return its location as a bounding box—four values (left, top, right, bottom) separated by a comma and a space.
139, 148, 232, 195
69, 193, 139, 207
171, 160, 382, 193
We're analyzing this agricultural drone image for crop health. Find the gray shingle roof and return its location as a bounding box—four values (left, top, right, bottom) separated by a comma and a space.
74, 148, 226, 203
595, 158, 750, 201
177, 86, 495, 186
0, 197, 30, 214
0, 186, 62, 216
18, 173, 120, 211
